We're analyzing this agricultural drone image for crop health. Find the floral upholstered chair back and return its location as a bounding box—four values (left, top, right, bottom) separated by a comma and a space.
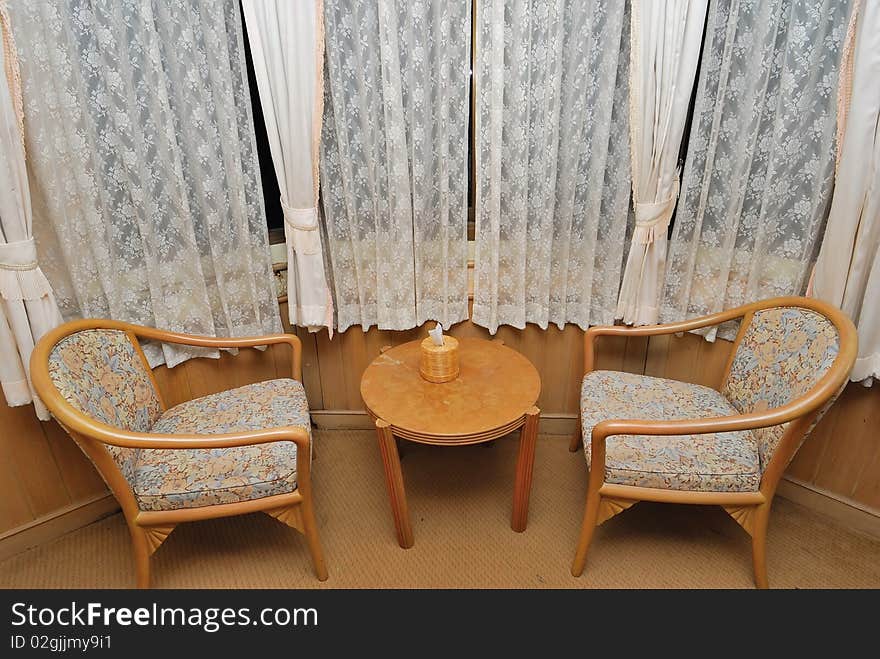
47, 329, 162, 482
721, 307, 841, 470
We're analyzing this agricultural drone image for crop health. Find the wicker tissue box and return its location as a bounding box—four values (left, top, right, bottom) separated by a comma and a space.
419, 335, 460, 383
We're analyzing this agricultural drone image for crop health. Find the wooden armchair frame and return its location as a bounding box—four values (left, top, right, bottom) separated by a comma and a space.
30, 318, 327, 588
568, 296, 857, 588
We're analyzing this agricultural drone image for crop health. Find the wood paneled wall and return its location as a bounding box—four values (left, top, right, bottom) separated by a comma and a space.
0, 392, 107, 534
2, 302, 879, 546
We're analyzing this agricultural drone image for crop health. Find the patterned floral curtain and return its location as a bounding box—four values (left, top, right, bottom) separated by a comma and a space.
661, 0, 854, 340
320, 0, 471, 332
472, 0, 632, 333
10, 0, 280, 367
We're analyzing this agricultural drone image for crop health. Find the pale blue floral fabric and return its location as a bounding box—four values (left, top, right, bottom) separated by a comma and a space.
580, 370, 761, 492
579, 307, 843, 490
722, 307, 840, 468
137, 379, 310, 511
48, 329, 161, 483
49, 336, 311, 512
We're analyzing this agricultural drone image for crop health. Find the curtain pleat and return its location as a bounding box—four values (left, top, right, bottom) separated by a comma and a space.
242, 0, 334, 334
0, 3, 63, 419
616, 0, 707, 326
812, 0, 880, 383
11, 0, 280, 368
472, 0, 632, 334
661, 0, 853, 341
320, 1, 471, 332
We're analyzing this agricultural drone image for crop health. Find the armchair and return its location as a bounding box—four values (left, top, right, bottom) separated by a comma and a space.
569, 297, 857, 588
30, 319, 327, 588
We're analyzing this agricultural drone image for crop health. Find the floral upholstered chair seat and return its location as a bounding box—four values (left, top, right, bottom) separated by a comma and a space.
137, 379, 310, 511
581, 371, 761, 492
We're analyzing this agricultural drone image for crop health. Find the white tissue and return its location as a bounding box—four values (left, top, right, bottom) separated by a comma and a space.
428, 323, 444, 346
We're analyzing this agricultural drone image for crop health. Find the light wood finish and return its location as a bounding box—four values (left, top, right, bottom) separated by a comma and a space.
375, 419, 413, 548
310, 409, 578, 435
361, 338, 540, 443
776, 477, 880, 540
511, 407, 541, 532
0, 386, 110, 543
29, 318, 327, 587
568, 297, 858, 588
419, 335, 460, 382
361, 338, 541, 546
0, 494, 119, 562
3, 300, 880, 554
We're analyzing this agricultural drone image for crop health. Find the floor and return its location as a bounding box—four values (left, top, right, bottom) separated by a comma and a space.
2, 430, 879, 589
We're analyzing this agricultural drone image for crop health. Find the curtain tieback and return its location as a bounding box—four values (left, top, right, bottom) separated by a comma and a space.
633, 179, 681, 245
0, 238, 54, 302
280, 200, 321, 256
0, 238, 38, 271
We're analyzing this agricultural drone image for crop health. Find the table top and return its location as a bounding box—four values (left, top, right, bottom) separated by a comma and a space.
360, 337, 541, 444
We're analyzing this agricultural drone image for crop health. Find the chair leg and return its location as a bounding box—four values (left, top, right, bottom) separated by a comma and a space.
751, 504, 771, 590
571, 491, 602, 577
569, 410, 583, 453
301, 498, 328, 582
129, 527, 151, 589
265, 502, 328, 582
725, 502, 772, 589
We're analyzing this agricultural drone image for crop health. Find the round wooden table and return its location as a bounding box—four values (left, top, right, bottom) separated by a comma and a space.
360, 337, 541, 548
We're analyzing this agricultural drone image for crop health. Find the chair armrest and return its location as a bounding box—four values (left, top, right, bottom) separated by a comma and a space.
583, 306, 749, 374
127, 325, 303, 383
58, 405, 312, 451
586, 390, 833, 484
111, 426, 311, 451
581, 294, 855, 376
77, 418, 314, 494
56, 412, 316, 499
32, 318, 304, 384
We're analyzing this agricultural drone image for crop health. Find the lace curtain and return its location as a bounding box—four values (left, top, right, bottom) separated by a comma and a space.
661, 0, 854, 340
473, 0, 632, 333
320, 0, 471, 332
11, 0, 280, 367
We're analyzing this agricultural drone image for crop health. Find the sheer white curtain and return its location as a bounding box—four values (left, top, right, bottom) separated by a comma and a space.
661, 0, 853, 340
320, 0, 471, 332
473, 0, 632, 333
812, 0, 880, 383
0, 5, 62, 420
11, 0, 281, 367
616, 0, 707, 326
242, 0, 333, 335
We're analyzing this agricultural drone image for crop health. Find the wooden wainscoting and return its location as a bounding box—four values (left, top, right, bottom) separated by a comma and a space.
2, 303, 879, 557
0, 391, 112, 559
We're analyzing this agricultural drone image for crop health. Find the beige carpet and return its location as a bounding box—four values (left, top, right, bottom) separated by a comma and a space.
2, 430, 879, 589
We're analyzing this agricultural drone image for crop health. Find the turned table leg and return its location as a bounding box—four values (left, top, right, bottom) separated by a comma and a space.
511, 406, 540, 532
375, 419, 414, 548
